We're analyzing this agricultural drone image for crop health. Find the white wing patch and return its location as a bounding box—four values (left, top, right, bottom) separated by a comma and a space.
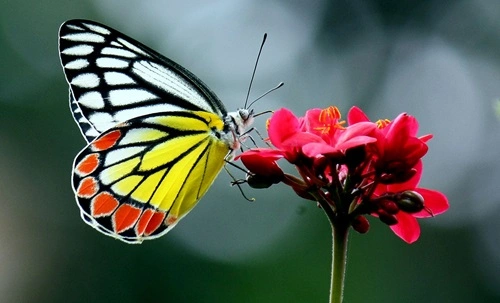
101, 47, 137, 58
82, 22, 111, 35
85, 128, 101, 139
114, 104, 185, 122
117, 37, 150, 57
66, 24, 84, 31
62, 32, 105, 43
71, 73, 100, 88
104, 146, 146, 166
88, 112, 115, 132
96, 57, 129, 69
79, 91, 105, 109
133, 61, 211, 112
109, 89, 158, 106
62, 45, 94, 56
104, 72, 136, 85
65, 59, 89, 69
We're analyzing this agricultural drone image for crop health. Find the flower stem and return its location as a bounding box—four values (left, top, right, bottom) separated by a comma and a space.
309, 191, 350, 303
330, 221, 349, 303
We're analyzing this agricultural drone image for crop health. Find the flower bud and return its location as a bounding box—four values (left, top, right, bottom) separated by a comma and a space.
246, 174, 276, 189
395, 191, 424, 213
380, 200, 399, 215
378, 209, 398, 225
352, 215, 370, 234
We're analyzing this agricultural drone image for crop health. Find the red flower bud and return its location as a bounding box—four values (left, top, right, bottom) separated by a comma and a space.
246, 174, 280, 189
380, 200, 399, 215
352, 215, 370, 234
395, 191, 425, 213
378, 210, 398, 226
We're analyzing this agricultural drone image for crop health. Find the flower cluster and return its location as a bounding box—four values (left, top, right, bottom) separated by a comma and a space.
238, 106, 448, 243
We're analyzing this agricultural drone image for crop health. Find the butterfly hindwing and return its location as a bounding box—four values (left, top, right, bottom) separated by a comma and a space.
59, 19, 227, 140
72, 111, 230, 243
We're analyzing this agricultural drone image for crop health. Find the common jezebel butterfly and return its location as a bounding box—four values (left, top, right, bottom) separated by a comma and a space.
58, 19, 255, 243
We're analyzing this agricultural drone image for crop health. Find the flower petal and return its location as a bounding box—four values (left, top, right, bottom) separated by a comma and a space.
236, 148, 284, 161
302, 108, 323, 132
336, 135, 377, 151
386, 113, 418, 139
240, 154, 284, 178
347, 106, 370, 124
386, 160, 423, 191
268, 108, 300, 148
302, 142, 338, 157
338, 122, 376, 141
390, 212, 421, 244
419, 134, 433, 143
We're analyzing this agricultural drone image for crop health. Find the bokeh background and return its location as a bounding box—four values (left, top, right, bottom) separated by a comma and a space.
2, 0, 500, 302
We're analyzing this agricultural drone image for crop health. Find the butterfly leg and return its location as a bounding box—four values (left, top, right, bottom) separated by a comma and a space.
223, 161, 255, 202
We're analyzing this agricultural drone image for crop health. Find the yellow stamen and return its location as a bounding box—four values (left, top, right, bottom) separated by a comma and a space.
376, 119, 391, 128
319, 106, 342, 123
314, 106, 345, 134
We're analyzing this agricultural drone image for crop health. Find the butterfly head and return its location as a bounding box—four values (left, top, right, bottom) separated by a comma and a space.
228, 108, 254, 134
222, 108, 255, 150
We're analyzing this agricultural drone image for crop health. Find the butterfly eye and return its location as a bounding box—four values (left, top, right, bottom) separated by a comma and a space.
238, 109, 247, 120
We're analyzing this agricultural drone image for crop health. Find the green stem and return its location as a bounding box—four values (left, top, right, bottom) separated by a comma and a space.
330, 221, 349, 303
308, 191, 350, 303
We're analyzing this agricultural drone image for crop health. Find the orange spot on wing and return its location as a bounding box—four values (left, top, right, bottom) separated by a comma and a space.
166, 214, 178, 226
144, 211, 166, 236
113, 204, 141, 234
91, 192, 119, 217
76, 177, 98, 198
136, 209, 154, 236
75, 153, 100, 176
92, 130, 121, 151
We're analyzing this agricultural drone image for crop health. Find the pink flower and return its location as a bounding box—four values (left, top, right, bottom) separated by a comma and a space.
349, 107, 432, 183
372, 161, 449, 243
238, 106, 449, 243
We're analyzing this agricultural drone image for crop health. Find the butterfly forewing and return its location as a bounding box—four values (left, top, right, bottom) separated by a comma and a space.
69, 91, 100, 141
59, 19, 227, 141
72, 111, 230, 243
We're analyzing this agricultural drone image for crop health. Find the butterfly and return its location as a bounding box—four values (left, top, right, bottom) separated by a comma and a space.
58, 19, 255, 243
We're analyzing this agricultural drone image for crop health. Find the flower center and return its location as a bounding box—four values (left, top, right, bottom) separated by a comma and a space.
315, 106, 345, 134
376, 119, 391, 128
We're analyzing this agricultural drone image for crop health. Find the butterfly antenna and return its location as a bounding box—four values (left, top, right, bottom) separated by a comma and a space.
247, 82, 284, 109
244, 33, 268, 109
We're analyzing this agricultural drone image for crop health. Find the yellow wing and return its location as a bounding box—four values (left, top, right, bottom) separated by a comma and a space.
72, 111, 230, 243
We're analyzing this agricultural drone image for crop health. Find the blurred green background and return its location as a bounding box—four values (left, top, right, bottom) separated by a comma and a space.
2, 0, 500, 302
